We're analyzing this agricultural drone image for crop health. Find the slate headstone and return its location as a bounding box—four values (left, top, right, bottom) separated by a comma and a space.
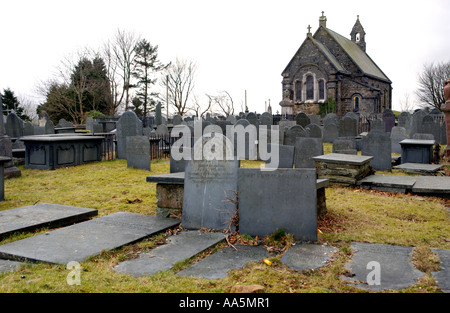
398, 112, 412, 135
281, 243, 337, 271
421, 115, 440, 144
361, 130, 392, 171
155, 102, 162, 126
238, 168, 317, 241
382, 109, 395, 133
284, 125, 308, 146
44, 120, 55, 134
116, 111, 143, 159
339, 117, 357, 137
390, 127, 408, 154
294, 137, 323, 168
172, 114, 182, 126
182, 135, 239, 231
156, 124, 169, 136
5, 113, 23, 138
265, 144, 294, 169
126, 136, 150, 170
295, 112, 310, 128
305, 123, 322, 138
323, 113, 339, 127
332, 137, 357, 155
410, 109, 427, 137
323, 123, 339, 143
23, 122, 34, 136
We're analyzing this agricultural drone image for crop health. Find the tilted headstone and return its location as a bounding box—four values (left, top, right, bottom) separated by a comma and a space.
294, 137, 323, 168
126, 136, 150, 170
323, 123, 338, 143
361, 130, 392, 171
116, 111, 143, 159
5, 113, 23, 138
338, 116, 357, 137
238, 168, 317, 241
295, 113, 310, 128
182, 135, 239, 231
284, 125, 309, 146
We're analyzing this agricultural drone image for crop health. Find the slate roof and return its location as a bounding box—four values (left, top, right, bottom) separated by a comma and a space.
323, 28, 391, 83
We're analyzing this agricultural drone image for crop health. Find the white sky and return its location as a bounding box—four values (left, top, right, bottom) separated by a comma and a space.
1, 0, 449, 116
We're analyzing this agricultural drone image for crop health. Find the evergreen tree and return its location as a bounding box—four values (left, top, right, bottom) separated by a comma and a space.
132, 39, 168, 117
1, 88, 31, 121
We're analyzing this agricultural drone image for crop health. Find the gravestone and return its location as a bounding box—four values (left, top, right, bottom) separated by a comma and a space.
170, 146, 191, 173
332, 137, 357, 155
246, 112, 259, 126
338, 117, 357, 137
114, 231, 226, 277
410, 109, 428, 137
412, 133, 434, 140
0, 212, 179, 264
390, 126, 408, 154
294, 137, 323, 168
278, 120, 296, 145
182, 135, 239, 231
265, 144, 294, 169
23, 122, 34, 136
177, 244, 269, 279
284, 125, 308, 146
344, 112, 359, 133
398, 112, 412, 134
0, 203, 98, 239
0, 113, 20, 178
44, 120, 55, 134
361, 130, 392, 171
305, 123, 322, 139
85, 117, 101, 134
231, 119, 257, 160
323, 123, 338, 143
155, 102, 162, 125
156, 124, 169, 136
226, 115, 237, 124
370, 119, 385, 133
295, 112, 310, 128
126, 136, 150, 170
281, 243, 337, 271
5, 113, 23, 138
57, 118, 73, 128
172, 114, 182, 126
382, 109, 395, 133
323, 113, 339, 127
421, 115, 440, 144
308, 114, 321, 126
38, 111, 50, 127
116, 111, 143, 159
238, 168, 317, 241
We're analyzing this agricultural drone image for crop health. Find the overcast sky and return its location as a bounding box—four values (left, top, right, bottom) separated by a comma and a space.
1, 0, 449, 117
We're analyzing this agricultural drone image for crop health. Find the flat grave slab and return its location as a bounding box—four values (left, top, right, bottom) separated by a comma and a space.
312, 153, 373, 166
0, 212, 179, 264
394, 163, 444, 175
114, 231, 226, 276
0, 203, 98, 239
177, 244, 269, 279
357, 175, 417, 193
431, 248, 450, 293
281, 243, 337, 271
342, 242, 423, 291
411, 176, 450, 197
146, 172, 185, 185
0, 259, 23, 273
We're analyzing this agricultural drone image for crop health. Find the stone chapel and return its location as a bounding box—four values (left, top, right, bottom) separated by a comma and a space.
280, 13, 392, 116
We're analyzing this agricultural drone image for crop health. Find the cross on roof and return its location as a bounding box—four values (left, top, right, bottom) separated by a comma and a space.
307, 25, 312, 33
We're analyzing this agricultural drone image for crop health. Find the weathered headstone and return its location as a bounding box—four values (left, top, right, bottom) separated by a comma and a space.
323, 113, 339, 127
155, 124, 169, 136
172, 114, 182, 126
332, 137, 357, 155
182, 135, 239, 231
382, 109, 395, 133
294, 137, 323, 168
398, 112, 412, 134
338, 116, 357, 137
5, 113, 23, 138
116, 111, 143, 159
323, 123, 339, 143
284, 125, 308, 146
155, 102, 162, 125
410, 109, 428, 137
421, 115, 440, 144
370, 119, 385, 133
361, 130, 392, 171
38, 111, 50, 127
230, 119, 257, 160
305, 123, 322, 138
238, 168, 317, 241
295, 112, 310, 128
126, 136, 150, 170
281, 243, 337, 271
44, 120, 55, 134
23, 122, 34, 136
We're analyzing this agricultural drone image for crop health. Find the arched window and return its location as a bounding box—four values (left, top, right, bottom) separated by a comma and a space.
295, 81, 302, 101
318, 80, 325, 100
356, 33, 361, 42
306, 75, 314, 100
353, 96, 360, 111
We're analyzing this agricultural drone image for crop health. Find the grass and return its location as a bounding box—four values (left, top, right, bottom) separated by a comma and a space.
0, 156, 449, 293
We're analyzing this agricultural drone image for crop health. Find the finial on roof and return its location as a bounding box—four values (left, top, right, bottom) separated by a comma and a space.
319, 11, 327, 28
307, 25, 312, 36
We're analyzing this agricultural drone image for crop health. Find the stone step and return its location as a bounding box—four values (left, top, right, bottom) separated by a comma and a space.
0, 203, 98, 240
0, 212, 179, 264
177, 244, 269, 279
114, 231, 226, 277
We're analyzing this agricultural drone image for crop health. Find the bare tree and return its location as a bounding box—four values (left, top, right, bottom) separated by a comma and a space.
398, 91, 416, 112
162, 58, 197, 116
102, 29, 141, 114
416, 61, 450, 112
190, 94, 213, 117
207, 91, 235, 117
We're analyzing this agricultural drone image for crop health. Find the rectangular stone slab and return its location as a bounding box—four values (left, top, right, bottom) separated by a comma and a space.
177, 244, 269, 279
312, 153, 373, 165
146, 172, 185, 185
0, 212, 179, 264
0, 203, 98, 239
412, 176, 450, 195
357, 175, 417, 193
113, 231, 226, 276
